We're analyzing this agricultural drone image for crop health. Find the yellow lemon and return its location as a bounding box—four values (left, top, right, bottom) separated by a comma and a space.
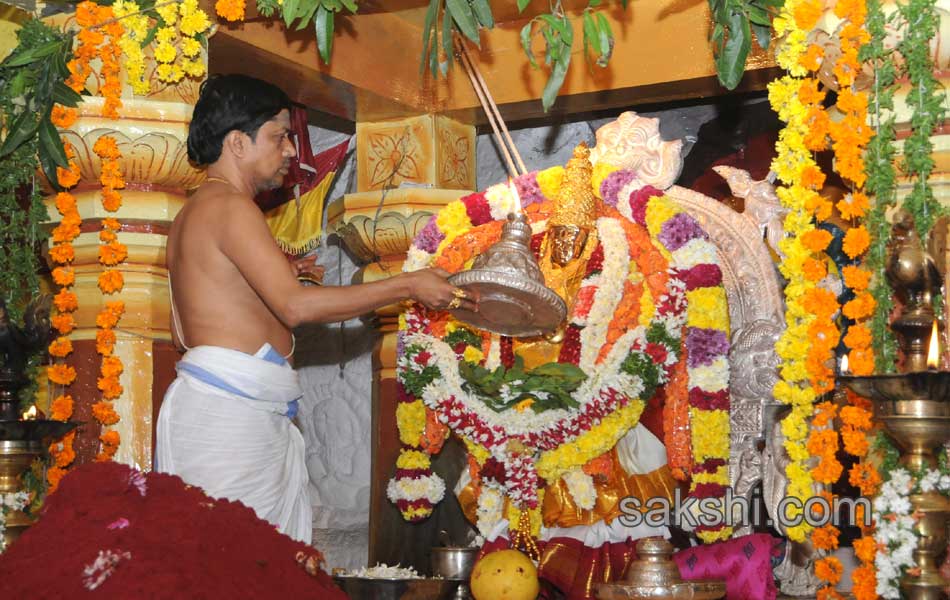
470, 549, 540, 600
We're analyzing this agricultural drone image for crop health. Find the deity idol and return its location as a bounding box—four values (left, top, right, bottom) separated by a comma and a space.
392, 113, 732, 600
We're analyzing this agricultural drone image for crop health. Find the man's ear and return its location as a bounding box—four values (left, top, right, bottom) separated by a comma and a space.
222, 130, 249, 160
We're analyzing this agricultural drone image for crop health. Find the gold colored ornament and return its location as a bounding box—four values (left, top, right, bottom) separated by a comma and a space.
545, 143, 596, 266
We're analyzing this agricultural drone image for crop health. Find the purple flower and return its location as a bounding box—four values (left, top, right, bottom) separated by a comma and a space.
685, 327, 729, 368
415, 215, 444, 253
514, 172, 545, 207
659, 212, 707, 251
600, 170, 638, 207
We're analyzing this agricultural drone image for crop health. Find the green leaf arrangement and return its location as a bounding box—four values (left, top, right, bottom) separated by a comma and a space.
708, 0, 782, 90
459, 354, 587, 413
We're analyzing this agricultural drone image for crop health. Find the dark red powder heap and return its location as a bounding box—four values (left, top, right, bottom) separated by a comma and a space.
0, 461, 349, 599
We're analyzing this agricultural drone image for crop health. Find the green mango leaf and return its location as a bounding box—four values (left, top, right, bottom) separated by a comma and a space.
470, 0, 494, 28
752, 22, 771, 49
583, 11, 600, 59
595, 13, 613, 67
340, 0, 358, 12
38, 115, 68, 168
315, 5, 335, 63
52, 82, 82, 108
0, 110, 38, 159
295, 0, 321, 29
517, 0, 531, 12
283, 0, 300, 27
2, 40, 62, 68
541, 54, 569, 112
442, 2, 454, 75
420, 0, 440, 74
446, 0, 480, 44
715, 11, 751, 90
746, 3, 771, 26
520, 21, 538, 68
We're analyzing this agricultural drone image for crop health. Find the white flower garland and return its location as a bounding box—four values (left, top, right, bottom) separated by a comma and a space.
562, 468, 597, 511
386, 472, 447, 505
0, 491, 29, 553
579, 218, 629, 372
873, 467, 950, 598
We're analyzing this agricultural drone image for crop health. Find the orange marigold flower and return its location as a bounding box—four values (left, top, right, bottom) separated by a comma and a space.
802, 287, 839, 318
842, 265, 872, 291
101, 188, 122, 212
811, 524, 840, 551
102, 217, 120, 231
92, 400, 121, 425
47, 465, 66, 491
52, 222, 79, 246
52, 313, 76, 335
793, 0, 823, 30
100, 429, 120, 447
848, 347, 875, 375
843, 292, 876, 320
49, 243, 75, 265
799, 78, 826, 105
837, 191, 869, 220
802, 229, 833, 253
801, 165, 827, 190
804, 109, 831, 152
96, 328, 116, 355
48, 363, 77, 386
100, 228, 117, 243
816, 586, 845, 600
814, 557, 844, 585
807, 429, 840, 456
54, 192, 77, 216
51, 105, 78, 128
844, 323, 872, 350
96, 309, 120, 329
98, 376, 124, 400
853, 536, 877, 564
215, 0, 246, 21
800, 44, 825, 72
849, 461, 882, 496
48, 336, 73, 358
803, 258, 828, 282
841, 404, 873, 429
56, 163, 81, 188
101, 355, 124, 378
842, 426, 870, 457
842, 226, 870, 258
53, 289, 78, 312
52, 267, 75, 287
812, 401, 838, 427
851, 565, 877, 600
98, 269, 124, 294
93, 136, 121, 159
50, 394, 74, 421
98, 241, 128, 266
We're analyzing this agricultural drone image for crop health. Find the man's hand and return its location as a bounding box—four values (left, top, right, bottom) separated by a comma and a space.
291, 255, 325, 285
407, 269, 478, 312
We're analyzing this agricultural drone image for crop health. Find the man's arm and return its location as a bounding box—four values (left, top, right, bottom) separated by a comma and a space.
220, 195, 471, 327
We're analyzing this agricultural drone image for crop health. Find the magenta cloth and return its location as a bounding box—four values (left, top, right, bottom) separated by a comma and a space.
672, 533, 782, 600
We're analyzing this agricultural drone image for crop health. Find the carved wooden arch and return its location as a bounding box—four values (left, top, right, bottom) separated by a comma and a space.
665, 185, 785, 535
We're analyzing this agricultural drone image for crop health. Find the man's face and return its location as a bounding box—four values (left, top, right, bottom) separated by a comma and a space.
246, 109, 296, 192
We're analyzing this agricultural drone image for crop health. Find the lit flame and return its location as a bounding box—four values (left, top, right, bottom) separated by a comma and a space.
927, 319, 940, 369
840, 353, 849, 374
508, 178, 522, 214
21, 405, 37, 420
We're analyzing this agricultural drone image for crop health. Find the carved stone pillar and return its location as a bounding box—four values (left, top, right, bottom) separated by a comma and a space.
44, 48, 205, 470
327, 113, 475, 570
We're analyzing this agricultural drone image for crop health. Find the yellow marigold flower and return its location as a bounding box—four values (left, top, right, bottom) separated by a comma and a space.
396, 400, 426, 447
181, 37, 202, 58
182, 59, 206, 78
396, 449, 430, 470
514, 398, 534, 413
154, 40, 177, 63
689, 409, 730, 461
536, 166, 564, 200
685, 287, 729, 330
156, 3, 178, 25
462, 346, 484, 363
180, 11, 211, 37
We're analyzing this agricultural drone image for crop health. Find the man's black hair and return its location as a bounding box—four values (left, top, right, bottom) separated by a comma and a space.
186, 74, 293, 166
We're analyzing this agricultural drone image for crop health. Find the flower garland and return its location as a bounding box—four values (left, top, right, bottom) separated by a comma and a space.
842, 389, 880, 600
0, 491, 29, 553
807, 400, 844, 600
92, 135, 127, 462
111, 1, 152, 95
769, 0, 837, 543
873, 464, 950, 599
68, 2, 124, 119
393, 166, 731, 543
152, 0, 210, 84
46, 108, 82, 493
861, 0, 899, 371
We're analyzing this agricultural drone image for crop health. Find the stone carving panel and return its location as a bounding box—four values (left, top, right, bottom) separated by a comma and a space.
590, 112, 684, 190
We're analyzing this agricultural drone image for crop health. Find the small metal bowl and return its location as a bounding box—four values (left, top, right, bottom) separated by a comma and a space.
332, 576, 458, 600
430, 546, 479, 580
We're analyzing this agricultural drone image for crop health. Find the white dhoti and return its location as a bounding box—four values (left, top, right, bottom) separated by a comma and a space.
156, 345, 312, 544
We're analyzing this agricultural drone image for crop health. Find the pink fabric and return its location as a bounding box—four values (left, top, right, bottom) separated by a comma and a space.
672, 533, 782, 600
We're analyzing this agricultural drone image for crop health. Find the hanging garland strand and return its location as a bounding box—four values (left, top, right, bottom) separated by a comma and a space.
896, 0, 946, 238
861, 0, 899, 372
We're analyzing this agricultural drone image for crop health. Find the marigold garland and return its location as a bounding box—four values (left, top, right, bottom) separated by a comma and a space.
92, 135, 127, 462
46, 130, 81, 493
68, 2, 124, 119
